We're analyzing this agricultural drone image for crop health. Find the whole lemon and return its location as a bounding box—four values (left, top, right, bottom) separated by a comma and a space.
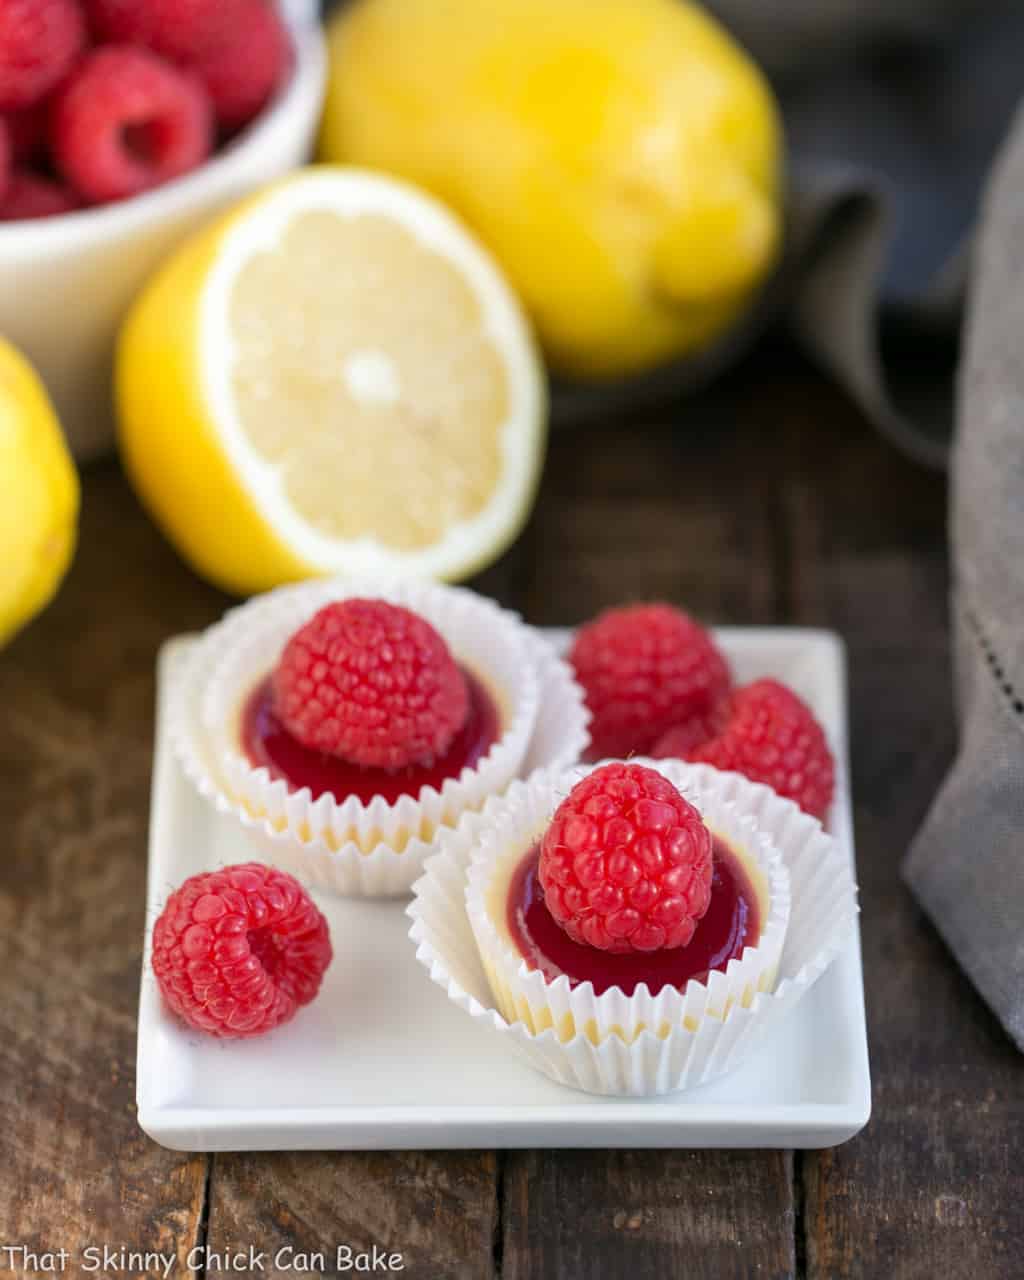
320, 0, 783, 380
0, 337, 78, 647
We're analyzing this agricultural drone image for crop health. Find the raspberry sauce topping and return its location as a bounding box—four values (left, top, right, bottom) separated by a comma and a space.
240, 667, 501, 805
507, 837, 760, 997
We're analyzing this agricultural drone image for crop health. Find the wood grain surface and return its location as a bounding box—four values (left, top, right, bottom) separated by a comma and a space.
1, 347, 1018, 1280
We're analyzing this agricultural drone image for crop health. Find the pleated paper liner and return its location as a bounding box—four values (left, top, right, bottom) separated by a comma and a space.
171, 579, 588, 897
409, 761, 857, 1095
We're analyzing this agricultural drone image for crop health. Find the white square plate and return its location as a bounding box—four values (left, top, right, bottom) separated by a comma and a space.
137, 628, 870, 1151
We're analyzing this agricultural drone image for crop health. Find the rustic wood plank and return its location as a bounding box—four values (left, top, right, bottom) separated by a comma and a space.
503, 1150, 796, 1280
772, 371, 1024, 1280
206, 1151, 498, 1279
500, 364, 797, 1280
0, 461, 215, 1273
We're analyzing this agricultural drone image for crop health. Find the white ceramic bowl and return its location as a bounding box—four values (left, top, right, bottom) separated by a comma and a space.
0, 7, 326, 461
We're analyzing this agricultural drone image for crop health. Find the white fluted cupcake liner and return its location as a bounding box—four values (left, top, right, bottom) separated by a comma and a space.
171, 580, 590, 898
408, 760, 858, 1096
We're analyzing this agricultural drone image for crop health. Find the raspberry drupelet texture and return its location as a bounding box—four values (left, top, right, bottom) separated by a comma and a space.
151, 862, 332, 1038
655, 678, 835, 821
86, 0, 252, 62
193, 0, 291, 130
570, 603, 731, 760
273, 598, 471, 770
0, 169, 79, 219
539, 762, 714, 953
51, 45, 213, 203
0, 0, 85, 111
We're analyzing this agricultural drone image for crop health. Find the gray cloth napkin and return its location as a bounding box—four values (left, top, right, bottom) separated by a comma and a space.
902, 106, 1024, 1051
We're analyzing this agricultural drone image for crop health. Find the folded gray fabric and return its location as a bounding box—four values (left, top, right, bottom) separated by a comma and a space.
902, 105, 1024, 1051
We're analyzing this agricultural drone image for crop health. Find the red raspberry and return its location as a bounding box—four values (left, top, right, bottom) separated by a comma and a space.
0, 118, 8, 197
0, 168, 80, 219
192, 1, 291, 130
151, 862, 332, 1038
656, 678, 835, 821
539, 762, 714, 953
4, 104, 47, 161
570, 603, 731, 760
86, 0, 252, 62
0, 0, 85, 111
273, 598, 470, 770
51, 46, 213, 204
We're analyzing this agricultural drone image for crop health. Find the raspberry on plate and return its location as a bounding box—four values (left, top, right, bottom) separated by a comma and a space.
539, 761, 714, 953
51, 45, 213, 204
656, 678, 835, 821
0, 169, 79, 220
151, 862, 332, 1038
86, 0, 252, 62
272, 598, 471, 770
570, 603, 731, 760
0, 0, 85, 111
193, 0, 291, 130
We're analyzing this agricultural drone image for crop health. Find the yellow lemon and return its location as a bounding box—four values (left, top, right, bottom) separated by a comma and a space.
116, 167, 546, 596
320, 0, 783, 380
0, 338, 78, 647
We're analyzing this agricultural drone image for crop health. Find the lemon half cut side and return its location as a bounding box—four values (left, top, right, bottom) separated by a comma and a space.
117, 167, 547, 595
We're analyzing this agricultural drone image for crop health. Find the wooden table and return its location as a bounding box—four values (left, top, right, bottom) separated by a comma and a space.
2, 346, 1020, 1279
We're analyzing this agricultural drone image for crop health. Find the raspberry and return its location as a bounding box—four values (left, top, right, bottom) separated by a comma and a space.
570, 603, 731, 760
273, 599, 470, 770
0, 169, 80, 219
192, 1, 291, 130
51, 46, 213, 204
0, 118, 8, 197
539, 762, 714, 953
657, 678, 835, 821
4, 104, 46, 162
151, 862, 332, 1038
0, 0, 85, 111
86, 0, 252, 62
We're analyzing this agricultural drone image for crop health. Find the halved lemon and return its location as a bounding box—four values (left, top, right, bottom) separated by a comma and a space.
116, 167, 546, 595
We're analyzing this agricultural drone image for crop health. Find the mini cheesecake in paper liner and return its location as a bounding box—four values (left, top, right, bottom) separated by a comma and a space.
408, 761, 858, 1097
170, 579, 589, 898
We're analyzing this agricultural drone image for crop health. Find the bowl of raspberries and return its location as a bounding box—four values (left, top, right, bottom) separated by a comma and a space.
0, 0, 326, 459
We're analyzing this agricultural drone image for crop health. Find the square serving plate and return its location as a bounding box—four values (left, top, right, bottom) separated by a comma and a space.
137, 628, 870, 1151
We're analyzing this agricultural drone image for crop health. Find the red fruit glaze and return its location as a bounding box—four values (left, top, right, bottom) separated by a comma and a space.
539, 762, 714, 953
570, 603, 731, 760
0, 169, 79, 219
670, 678, 835, 821
242, 666, 500, 805
0, 0, 85, 111
193, 0, 291, 130
150, 862, 332, 1038
86, 0, 252, 61
510, 836, 759, 996
273, 599, 471, 771
51, 45, 213, 203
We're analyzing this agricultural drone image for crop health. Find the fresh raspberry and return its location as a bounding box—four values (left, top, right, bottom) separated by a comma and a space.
0, 168, 80, 219
192, 1, 291, 130
0, 0, 85, 111
539, 762, 714, 953
86, 0, 252, 62
0, 118, 8, 197
658, 678, 835, 820
151, 862, 332, 1038
570, 603, 731, 760
51, 45, 213, 204
273, 599, 470, 770
4, 104, 47, 161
